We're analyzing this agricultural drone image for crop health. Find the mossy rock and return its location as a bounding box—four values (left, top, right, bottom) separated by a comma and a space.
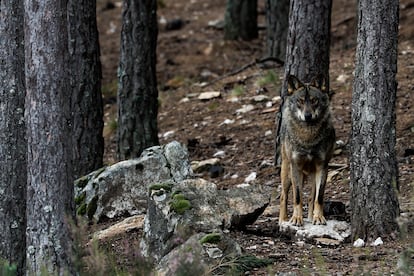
200, 233, 221, 245
75, 191, 86, 205
150, 182, 173, 192
87, 196, 99, 219
169, 192, 191, 215
77, 203, 87, 216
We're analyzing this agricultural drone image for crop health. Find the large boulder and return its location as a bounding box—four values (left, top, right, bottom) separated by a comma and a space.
74, 141, 192, 222
140, 178, 270, 262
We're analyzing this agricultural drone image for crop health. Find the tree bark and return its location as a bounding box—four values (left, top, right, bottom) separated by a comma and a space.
68, 0, 104, 179
0, 0, 27, 274
24, 0, 75, 274
350, 0, 399, 241
117, 0, 159, 160
266, 0, 289, 61
275, 0, 332, 165
224, 0, 258, 41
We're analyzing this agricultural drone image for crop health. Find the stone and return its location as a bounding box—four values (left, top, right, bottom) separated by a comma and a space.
156, 232, 241, 275
74, 141, 192, 222
198, 91, 221, 100
92, 214, 145, 241
140, 178, 270, 261
279, 219, 351, 243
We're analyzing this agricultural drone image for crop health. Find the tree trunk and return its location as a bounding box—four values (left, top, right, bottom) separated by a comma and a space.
266, 0, 289, 61
275, 0, 332, 165
350, 0, 399, 242
0, 0, 27, 274
117, 0, 159, 160
68, 0, 104, 179
224, 0, 258, 41
24, 0, 75, 274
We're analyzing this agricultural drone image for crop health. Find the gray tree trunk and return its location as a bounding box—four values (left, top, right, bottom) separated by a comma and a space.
350, 0, 399, 241
68, 0, 104, 179
24, 0, 75, 274
224, 0, 258, 41
275, 0, 332, 165
0, 0, 27, 274
266, 0, 289, 61
117, 0, 159, 160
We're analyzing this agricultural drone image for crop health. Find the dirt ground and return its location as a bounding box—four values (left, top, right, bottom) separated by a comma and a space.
95, 0, 414, 274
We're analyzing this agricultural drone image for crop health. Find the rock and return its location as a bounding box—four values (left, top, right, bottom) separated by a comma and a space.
371, 237, 383, 246
156, 232, 242, 275
244, 172, 257, 183
140, 178, 270, 261
353, 238, 365, 247
236, 104, 255, 114
74, 141, 192, 222
92, 214, 145, 241
279, 220, 351, 243
198, 91, 221, 100
191, 158, 220, 173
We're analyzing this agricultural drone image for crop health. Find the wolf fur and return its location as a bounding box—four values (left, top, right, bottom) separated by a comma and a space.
278, 74, 335, 226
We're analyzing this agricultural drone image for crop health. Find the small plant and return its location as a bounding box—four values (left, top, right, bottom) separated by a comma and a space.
0, 259, 17, 276
231, 85, 245, 97
209, 254, 273, 275
150, 182, 173, 192
256, 70, 279, 87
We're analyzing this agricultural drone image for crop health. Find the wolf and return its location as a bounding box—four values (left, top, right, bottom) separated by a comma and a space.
278, 74, 335, 226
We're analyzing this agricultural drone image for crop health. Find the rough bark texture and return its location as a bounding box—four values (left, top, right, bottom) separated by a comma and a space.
275, 0, 332, 165
24, 0, 75, 274
117, 0, 159, 160
350, 0, 399, 241
224, 0, 258, 41
0, 0, 27, 274
266, 0, 289, 61
68, 0, 104, 179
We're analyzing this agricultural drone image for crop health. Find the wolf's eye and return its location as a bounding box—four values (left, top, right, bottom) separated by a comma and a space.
297, 98, 305, 105
310, 97, 318, 105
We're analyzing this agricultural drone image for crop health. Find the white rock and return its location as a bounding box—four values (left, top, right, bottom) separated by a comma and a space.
198, 91, 221, 100
371, 237, 383, 246
213, 151, 225, 157
272, 96, 281, 103
252, 95, 269, 102
244, 172, 257, 183
265, 130, 273, 136
163, 130, 175, 138
236, 104, 255, 114
220, 119, 235, 125
353, 238, 365, 247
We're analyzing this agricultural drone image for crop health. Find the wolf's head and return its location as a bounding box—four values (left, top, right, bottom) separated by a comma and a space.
286, 74, 330, 123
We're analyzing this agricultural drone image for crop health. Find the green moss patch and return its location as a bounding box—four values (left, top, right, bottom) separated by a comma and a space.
169, 193, 191, 215
200, 233, 221, 245
150, 183, 173, 192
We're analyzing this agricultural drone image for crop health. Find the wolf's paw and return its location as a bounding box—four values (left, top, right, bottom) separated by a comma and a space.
312, 215, 326, 225
278, 216, 289, 225
289, 215, 304, 226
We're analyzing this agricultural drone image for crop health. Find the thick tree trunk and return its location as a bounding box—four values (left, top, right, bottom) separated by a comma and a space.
0, 0, 27, 274
68, 0, 104, 179
117, 0, 159, 160
24, 0, 75, 274
224, 0, 258, 41
266, 0, 289, 61
350, 0, 399, 242
275, 0, 332, 165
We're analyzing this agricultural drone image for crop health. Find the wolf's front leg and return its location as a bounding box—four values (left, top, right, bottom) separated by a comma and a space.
312, 165, 328, 225
290, 166, 304, 226
279, 159, 291, 224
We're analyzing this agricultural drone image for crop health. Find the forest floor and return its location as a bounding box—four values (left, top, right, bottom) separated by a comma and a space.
94, 0, 414, 274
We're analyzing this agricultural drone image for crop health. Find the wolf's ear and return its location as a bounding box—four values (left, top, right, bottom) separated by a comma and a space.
287, 75, 304, 95
310, 74, 328, 93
